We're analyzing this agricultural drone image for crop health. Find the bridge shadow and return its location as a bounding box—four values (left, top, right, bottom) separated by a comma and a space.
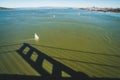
16, 43, 89, 80
0, 43, 120, 80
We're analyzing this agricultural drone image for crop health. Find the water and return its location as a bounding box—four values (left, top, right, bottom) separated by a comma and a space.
0, 8, 120, 77
0, 9, 120, 54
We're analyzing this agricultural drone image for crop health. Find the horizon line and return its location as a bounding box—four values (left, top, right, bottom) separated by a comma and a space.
1, 6, 120, 9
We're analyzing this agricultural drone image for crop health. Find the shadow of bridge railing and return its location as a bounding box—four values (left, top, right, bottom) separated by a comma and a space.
16, 43, 89, 79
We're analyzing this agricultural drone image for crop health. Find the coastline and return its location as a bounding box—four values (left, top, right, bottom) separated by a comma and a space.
1, 6, 120, 13
79, 7, 120, 13
0, 7, 13, 10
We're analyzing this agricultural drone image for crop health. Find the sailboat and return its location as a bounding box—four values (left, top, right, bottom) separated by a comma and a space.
34, 33, 39, 41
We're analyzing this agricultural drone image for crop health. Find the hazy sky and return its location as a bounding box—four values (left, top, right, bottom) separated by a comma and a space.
0, 0, 120, 8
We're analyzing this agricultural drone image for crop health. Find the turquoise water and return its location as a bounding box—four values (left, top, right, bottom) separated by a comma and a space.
0, 8, 120, 77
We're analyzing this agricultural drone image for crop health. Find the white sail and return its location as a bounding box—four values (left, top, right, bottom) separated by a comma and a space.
34, 33, 39, 40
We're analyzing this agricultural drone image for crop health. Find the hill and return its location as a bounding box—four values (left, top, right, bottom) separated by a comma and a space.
0, 7, 13, 10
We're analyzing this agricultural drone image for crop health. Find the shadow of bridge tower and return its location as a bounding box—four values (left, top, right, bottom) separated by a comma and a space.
16, 43, 89, 80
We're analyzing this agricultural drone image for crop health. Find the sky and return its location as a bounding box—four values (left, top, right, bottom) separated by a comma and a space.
0, 0, 120, 8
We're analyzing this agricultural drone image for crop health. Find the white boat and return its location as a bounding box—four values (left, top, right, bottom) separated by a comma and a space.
34, 33, 39, 40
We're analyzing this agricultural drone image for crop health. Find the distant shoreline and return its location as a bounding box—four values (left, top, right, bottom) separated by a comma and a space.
0, 7, 13, 10
1, 6, 120, 13
79, 7, 120, 13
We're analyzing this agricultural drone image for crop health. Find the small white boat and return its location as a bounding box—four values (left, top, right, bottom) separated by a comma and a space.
34, 33, 39, 40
